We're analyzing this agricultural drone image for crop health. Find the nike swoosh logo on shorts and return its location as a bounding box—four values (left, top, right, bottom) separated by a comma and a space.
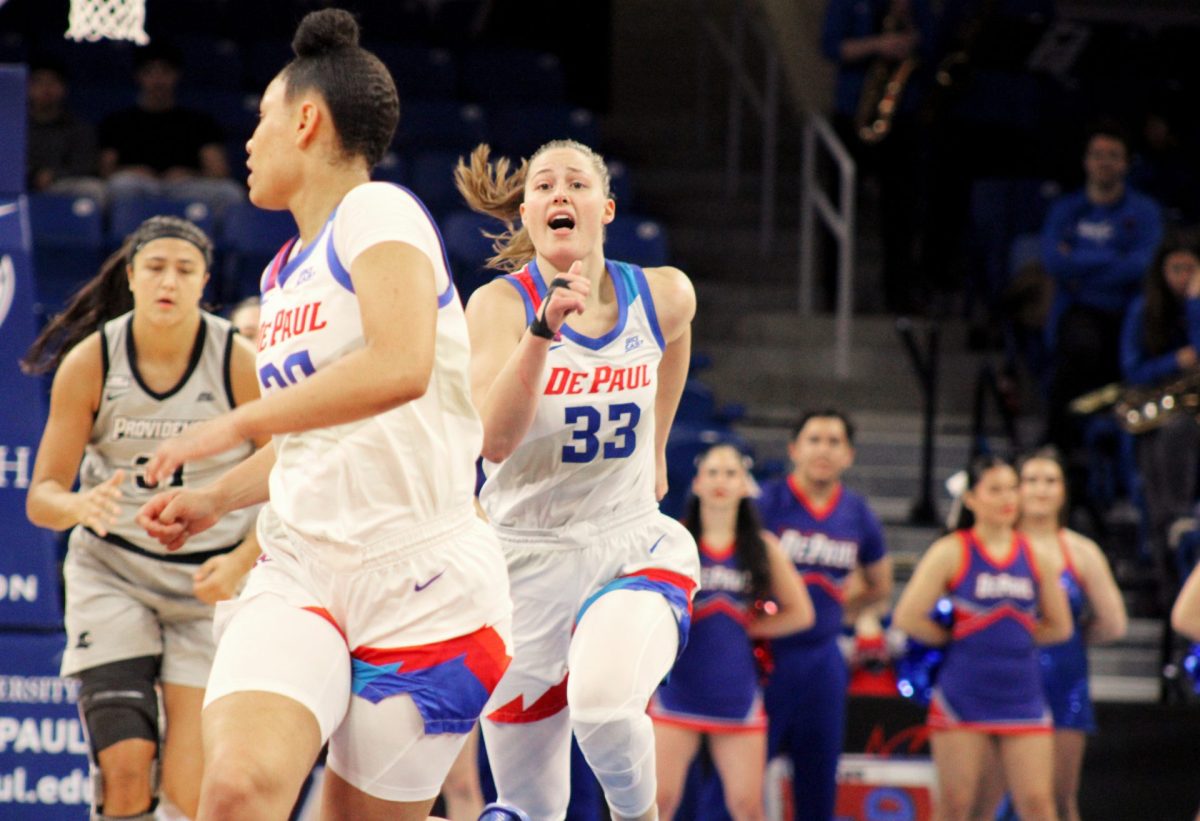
648, 534, 666, 554
414, 570, 446, 592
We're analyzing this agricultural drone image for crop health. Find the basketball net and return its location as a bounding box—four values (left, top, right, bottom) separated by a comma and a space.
65, 0, 149, 44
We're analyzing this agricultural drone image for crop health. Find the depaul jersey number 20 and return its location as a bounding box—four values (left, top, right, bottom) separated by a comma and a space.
563, 403, 640, 463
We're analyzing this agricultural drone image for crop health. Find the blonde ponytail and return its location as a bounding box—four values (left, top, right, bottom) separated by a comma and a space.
454, 140, 614, 274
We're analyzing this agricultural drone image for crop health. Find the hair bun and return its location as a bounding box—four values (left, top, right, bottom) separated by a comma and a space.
292, 8, 360, 58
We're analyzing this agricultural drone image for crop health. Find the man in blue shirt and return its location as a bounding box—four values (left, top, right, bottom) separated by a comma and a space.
757, 410, 892, 821
1041, 121, 1163, 460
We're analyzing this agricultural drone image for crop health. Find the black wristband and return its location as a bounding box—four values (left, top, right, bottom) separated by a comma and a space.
529, 314, 556, 340
528, 277, 574, 341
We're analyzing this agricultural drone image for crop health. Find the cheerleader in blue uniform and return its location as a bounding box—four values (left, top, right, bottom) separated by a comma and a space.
976, 448, 1127, 821
649, 444, 813, 821
894, 455, 1073, 821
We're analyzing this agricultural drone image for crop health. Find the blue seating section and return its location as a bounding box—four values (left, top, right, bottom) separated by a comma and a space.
109, 194, 216, 248
27, 193, 105, 317
218, 200, 297, 303
440, 209, 507, 304
605, 216, 670, 269
487, 104, 600, 158
24, 37, 673, 340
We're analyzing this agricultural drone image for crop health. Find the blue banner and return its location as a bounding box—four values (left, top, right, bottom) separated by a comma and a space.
0, 632, 91, 818
0, 196, 63, 629
0, 66, 26, 194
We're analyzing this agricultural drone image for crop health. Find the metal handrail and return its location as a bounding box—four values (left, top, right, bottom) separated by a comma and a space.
694, 0, 780, 256
799, 113, 856, 379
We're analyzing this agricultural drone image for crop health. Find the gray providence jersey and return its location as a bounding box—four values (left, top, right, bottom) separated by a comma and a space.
77, 310, 256, 560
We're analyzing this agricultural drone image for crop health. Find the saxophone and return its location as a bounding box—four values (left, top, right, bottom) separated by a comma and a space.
1113, 371, 1200, 435
855, 1, 920, 145
1069, 371, 1200, 434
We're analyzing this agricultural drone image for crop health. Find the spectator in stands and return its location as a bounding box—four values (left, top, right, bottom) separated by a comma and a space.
1040, 121, 1162, 473
99, 42, 243, 213
1129, 110, 1200, 227
821, 0, 935, 314
26, 54, 105, 202
228, 295, 261, 339
1120, 232, 1200, 609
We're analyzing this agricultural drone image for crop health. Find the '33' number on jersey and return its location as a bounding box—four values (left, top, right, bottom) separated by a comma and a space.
562, 403, 640, 463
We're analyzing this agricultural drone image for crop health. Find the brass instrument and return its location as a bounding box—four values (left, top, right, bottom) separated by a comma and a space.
855, 2, 920, 145
1113, 372, 1200, 435
1069, 372, 1200, 435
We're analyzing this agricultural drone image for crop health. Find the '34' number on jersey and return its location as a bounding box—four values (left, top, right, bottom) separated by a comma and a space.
562, 403, 640, 463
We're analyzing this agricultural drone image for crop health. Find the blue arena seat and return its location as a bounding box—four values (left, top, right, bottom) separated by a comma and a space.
176, 35, 244, 90
459, 48, 566, 105
608, 159, 634, 209
605, 216, 669, 269
27, 193, 105, 317
218, 202, 296, 304
368, 43, 457, 101
486, 104, 600, 159
372, 151, 408, 186
394, 100, 487, 153
440, 209, 506, 304
408, 149, 469, 219
108, 195, 217, 249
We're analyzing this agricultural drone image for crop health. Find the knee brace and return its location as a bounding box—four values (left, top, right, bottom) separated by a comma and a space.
77, 656, 161, 816
571, 712, 657, 818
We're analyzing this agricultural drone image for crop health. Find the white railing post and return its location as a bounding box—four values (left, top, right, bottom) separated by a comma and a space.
725, 0, 746, 197
759, 44, 778, 256
696, 0, 779, 254
799, 114, 856, 379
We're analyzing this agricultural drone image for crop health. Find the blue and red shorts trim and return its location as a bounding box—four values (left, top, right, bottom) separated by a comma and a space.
575, 567, 698, 659
349, 624, 512, 735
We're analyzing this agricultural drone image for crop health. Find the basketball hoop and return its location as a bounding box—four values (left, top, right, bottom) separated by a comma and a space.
65, 0, 149, 44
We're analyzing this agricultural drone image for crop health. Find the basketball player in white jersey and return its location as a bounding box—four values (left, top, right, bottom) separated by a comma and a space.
24, 215, 264, 821
457, 140, 699, 821
135, 10, 511, 821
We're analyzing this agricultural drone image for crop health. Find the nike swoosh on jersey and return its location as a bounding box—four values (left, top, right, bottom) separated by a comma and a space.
414, 569, 446, 592
648, 534, 666, 554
